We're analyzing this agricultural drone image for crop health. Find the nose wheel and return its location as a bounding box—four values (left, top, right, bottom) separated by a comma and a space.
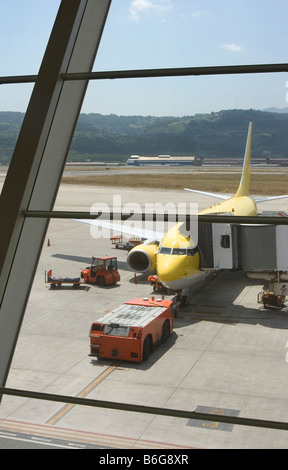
180, 295, 189, 307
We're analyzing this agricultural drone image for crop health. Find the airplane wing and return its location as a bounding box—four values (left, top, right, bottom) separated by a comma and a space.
184, 188, 230, 200
74, 218, 164, 242
255, 195, 288, 203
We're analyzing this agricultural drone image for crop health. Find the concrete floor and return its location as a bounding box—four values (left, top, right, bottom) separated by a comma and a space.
1, 177, 288, 448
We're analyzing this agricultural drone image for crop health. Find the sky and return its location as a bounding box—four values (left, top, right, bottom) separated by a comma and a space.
1, 0, 288, 116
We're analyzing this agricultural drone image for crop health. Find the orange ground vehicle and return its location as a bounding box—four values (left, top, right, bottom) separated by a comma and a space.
89, 297, 174, 362
81, 256, 120, 286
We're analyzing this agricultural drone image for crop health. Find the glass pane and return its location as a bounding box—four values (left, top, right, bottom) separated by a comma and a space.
82, 0, 288, 115
1, 1, 61, 76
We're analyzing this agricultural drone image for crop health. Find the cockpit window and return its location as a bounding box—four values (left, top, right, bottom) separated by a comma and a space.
187, 247, 199, 256
172, 248, 187, 255
159, 246, 199, 256
172, 247, 199, 256
159, 246, 172, 254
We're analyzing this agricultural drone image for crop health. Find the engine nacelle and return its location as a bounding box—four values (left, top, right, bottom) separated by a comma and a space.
126, 243, 158, 273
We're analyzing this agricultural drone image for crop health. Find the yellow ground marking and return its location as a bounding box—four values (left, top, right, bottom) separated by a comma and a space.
47, 365, 116, 426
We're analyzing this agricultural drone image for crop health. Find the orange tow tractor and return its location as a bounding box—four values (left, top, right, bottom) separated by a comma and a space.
89, 297, 174, 362
81, 256, 120, 286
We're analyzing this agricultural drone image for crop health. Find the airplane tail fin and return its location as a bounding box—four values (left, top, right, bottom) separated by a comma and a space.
185, 122, 288, 205
234, 122, 252, 198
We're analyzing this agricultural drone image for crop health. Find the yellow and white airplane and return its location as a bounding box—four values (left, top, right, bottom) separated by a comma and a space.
78, 122, 288, 291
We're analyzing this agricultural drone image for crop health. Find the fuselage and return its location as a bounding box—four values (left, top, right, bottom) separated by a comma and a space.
156, 195, 257, 290
198, 195, 257, 217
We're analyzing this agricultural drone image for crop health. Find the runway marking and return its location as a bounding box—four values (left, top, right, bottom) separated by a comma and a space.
47, 365, 116, 426
187, 406, 240, 432
0, 418, 194, 449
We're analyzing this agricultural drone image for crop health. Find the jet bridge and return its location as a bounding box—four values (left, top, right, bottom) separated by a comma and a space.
198, 212, 288, 308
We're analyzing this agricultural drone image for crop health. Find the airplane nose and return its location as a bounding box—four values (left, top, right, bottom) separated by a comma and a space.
157, 255, 189, 283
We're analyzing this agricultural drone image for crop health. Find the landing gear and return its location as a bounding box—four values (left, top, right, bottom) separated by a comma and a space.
180, 295, 189, 307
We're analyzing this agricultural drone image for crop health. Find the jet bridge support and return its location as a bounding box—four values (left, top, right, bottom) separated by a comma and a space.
198, 214, 288, 309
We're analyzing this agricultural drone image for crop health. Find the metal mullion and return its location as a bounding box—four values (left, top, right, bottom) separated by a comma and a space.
0, 75, 38, 85
62, 63, 288, 81
1, 62, 288, 85
0, 0, 112, 391
1, 386, 288, 431
21, 210, 288, 225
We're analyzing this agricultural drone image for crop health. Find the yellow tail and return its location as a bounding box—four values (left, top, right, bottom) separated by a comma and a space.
235, 122, 252, 198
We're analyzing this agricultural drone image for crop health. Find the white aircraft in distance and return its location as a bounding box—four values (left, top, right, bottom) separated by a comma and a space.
77, 122, 288, 291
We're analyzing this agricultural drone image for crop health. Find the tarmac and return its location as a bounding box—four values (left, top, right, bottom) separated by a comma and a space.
1, 176, 288, 449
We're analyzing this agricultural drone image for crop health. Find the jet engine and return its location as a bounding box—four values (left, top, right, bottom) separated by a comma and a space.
126, 242, 158, 273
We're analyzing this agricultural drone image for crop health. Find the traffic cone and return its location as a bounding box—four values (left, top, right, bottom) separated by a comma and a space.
133, 273, 137, 284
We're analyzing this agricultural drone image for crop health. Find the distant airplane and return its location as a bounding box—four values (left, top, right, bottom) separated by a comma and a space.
77, 122, 288, 291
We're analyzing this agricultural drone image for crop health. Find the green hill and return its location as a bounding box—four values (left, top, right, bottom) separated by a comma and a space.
1, 109, 288, 164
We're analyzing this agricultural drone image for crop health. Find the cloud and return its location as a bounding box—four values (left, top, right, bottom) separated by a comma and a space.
190, 11, 204, 18
129, 0, 173, 21
180, 10, 204, 20
219, 43, 244, 52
